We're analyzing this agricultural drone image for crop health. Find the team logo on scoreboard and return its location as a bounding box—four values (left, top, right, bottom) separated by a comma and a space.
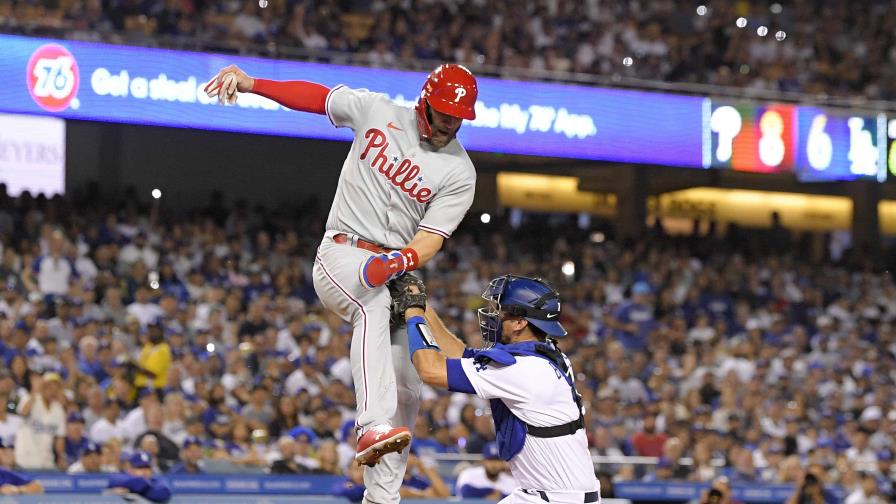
26, 44, 80, 112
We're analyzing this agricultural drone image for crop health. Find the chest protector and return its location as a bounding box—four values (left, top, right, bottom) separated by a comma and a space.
472, 341, 585, 461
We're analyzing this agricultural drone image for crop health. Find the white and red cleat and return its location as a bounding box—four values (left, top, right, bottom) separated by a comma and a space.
355, 425, 412, 467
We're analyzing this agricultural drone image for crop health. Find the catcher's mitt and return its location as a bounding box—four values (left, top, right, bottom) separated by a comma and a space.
388, 273, 427, 326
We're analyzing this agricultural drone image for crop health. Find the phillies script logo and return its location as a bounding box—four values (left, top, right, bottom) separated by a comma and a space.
360, 128, 434, 203
27, 44, 80, 112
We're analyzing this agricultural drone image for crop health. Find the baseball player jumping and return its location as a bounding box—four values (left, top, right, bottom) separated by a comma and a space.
391, 275, 601, 504
204, 64, 478, 503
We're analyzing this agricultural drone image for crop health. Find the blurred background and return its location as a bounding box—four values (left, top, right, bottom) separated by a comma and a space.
0, 1, 894, 503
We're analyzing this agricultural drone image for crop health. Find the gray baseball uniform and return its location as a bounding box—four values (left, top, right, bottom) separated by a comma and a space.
311, 85, 475, 503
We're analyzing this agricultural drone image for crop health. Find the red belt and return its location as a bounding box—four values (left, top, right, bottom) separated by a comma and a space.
332, 233, 394, 254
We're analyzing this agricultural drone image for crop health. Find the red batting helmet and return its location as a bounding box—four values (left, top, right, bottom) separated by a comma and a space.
415, 64, 478, 140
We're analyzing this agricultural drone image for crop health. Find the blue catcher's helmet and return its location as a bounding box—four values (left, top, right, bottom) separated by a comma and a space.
478, 275, 566, 346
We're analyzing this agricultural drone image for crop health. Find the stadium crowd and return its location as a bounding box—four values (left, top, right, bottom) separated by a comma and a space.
2, 0, 896, 99
0, 185, 889, 502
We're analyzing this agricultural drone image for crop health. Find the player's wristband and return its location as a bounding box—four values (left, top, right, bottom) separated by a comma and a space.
407, 315, 439, 358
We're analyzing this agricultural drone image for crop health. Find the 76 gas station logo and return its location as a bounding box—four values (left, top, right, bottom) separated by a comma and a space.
27, 43, 80, 112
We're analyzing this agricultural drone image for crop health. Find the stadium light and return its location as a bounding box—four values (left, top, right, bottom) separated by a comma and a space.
561, 261, 575, 277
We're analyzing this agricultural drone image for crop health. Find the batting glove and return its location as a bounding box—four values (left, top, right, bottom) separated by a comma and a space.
359, 248, 420, 289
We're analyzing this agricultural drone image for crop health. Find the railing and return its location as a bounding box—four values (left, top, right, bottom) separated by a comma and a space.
3, 25, 896, 112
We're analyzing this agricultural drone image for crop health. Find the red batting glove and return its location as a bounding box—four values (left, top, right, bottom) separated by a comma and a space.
359, 248, 420, 288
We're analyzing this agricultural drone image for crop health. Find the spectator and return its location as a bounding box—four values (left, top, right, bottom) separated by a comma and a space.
314, 439, 342, 475
90, 398, 124, 444
24, 229, 74, 298
399, 454, 451, 499
127, 288, 164, 327
611, 281, 656, 351
845, 471, 886, 504
845, 428, 878, 472
167, 436, 204, 474
332, 460, 365, 503
288, 426, 320, 472
14, 372, 66, 470
62, 412, 90, 467
105, 451, 171, 503
120, 389, 160, 445
270, 436, 305, 474
0, 439, 16, 470
133, 407, 179, 471
0, 444, 43, 496
631, 415, 668, 457
454, 442, 516, 499
241, 384, 274, 430
134, 319, 172, 389
118, 232, 158, 274
785, 467, 839, 504
0, 392, 22, 445
67, 441, 104, 474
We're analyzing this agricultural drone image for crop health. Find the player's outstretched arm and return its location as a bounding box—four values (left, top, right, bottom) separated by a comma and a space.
404, 230, 445, 266
420, 305, 466, 358
405, 305, 449, 389
204, 64, 329, 113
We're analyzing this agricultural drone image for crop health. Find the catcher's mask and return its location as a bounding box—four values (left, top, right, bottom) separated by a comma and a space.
477, 275, 566, 347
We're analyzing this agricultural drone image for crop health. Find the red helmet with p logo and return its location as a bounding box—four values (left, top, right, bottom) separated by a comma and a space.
415, 64, 478, 139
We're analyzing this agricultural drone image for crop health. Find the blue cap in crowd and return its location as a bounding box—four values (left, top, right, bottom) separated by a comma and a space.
138, 388, 157, 400
128, 451, 152, 469
482, 442, 501, 460
82, 441, 101, 455
289, 426, 317, 444
632, 281, 652, 295
67, 412, 85, 423
183, 436, 203, 449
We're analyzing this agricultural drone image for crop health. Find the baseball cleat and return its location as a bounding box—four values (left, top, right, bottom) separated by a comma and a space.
355, 425, 412, 467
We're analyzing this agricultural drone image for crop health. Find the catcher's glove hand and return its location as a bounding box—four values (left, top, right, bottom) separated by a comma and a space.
388, 273, 427, 326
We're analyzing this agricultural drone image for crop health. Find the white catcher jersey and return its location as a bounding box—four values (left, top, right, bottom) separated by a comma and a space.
324, 85, 477, 249
460, 356, 599, 493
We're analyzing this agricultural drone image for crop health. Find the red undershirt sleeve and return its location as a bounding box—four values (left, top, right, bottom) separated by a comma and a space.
250, 79, 329, 114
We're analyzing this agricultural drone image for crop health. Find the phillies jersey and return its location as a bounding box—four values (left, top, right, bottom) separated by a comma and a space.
324, 85, 476, 249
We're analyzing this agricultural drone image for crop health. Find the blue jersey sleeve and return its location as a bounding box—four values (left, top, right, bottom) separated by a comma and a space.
446, 358, 475, 393
108, 474, 171, 503
0, 468, 32, 486
333, 480, 365, 502
142, 477, 172, 502
460, 484, 498, 498
108, 474, 147, 493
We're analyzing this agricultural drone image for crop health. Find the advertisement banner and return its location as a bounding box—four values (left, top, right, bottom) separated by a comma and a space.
0, 112, 65, 196
0, 34, 704, 166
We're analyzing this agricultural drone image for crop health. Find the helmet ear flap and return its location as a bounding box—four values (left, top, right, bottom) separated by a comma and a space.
415, 97, 433, 140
